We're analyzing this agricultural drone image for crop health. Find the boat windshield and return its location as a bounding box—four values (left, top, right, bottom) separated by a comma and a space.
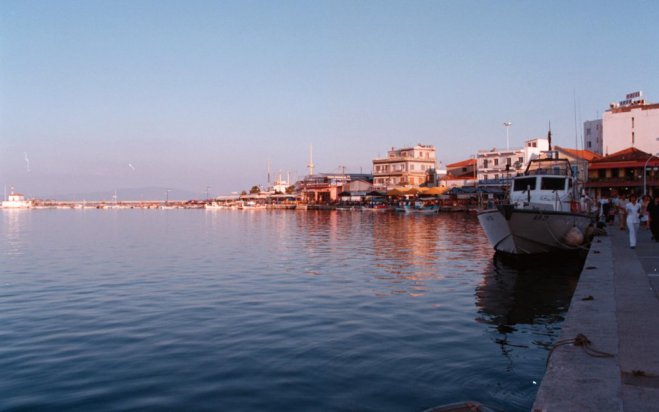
540, 177, 566, 191
513, 177, 536, 191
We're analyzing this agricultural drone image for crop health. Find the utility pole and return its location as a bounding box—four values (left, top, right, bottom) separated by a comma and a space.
503, 122, 512, 150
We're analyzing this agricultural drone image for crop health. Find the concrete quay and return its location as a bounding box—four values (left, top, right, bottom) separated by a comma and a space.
533, 225, 659, 411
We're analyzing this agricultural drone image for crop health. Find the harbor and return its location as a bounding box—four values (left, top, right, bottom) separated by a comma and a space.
2, 1, 659, 410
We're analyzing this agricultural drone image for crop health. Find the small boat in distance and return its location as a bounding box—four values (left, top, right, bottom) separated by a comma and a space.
398, 201, 439, 214
477, 155, 593, 255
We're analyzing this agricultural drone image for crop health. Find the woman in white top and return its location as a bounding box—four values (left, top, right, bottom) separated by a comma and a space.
626, 194, 642, 248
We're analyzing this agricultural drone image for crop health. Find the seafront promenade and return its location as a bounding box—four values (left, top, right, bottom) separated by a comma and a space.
533, 225, 659, 411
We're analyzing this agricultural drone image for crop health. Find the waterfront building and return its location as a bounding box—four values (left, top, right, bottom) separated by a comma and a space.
476, 138, 549, 184
372, 144, 437, 189
583, 119, 604, 154
298, 173, 372, 204
551, 146, 601, 182
586, 147, 659, 198
441, 158, 477, 188
585, 91, 659, 156
1, 190, 32, 208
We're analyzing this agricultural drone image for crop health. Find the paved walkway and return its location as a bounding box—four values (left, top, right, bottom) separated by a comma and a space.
533, 224, 659, 412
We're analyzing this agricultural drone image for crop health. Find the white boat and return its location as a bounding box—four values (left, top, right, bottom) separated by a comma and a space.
240, 201, 266, 210
477, 156, 593, 255
2, 190, 32, 209
397, 201, 439, 214
205, 202, 225, 209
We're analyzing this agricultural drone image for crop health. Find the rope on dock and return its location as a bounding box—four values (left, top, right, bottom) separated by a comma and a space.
546, 333, 614, 366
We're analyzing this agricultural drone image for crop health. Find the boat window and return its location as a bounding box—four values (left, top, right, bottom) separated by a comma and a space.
541, 177, 566, 191
513, 177, 536, 191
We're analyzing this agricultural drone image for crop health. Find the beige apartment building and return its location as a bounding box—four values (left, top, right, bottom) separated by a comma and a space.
372, 144, 437, 189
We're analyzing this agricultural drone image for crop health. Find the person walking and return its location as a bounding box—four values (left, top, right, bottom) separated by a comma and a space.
649, 196, 659, 242
626, 194, 641, 249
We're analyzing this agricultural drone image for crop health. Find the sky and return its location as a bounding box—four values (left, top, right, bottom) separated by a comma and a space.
1, 0, 659, 198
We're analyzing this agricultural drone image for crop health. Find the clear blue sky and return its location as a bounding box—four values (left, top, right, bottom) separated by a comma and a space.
2, 0, 658, 197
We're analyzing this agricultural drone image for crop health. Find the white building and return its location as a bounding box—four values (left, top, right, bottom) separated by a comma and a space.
476, 138, 549, 182
583, 119, 603, 154
600, 91, 659, 155
2, 190, 31, 208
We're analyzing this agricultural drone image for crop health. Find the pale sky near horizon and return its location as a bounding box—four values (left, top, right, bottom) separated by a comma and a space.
1, 0, 658, 197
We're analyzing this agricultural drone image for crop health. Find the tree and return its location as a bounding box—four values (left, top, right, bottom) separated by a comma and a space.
249, 185, 261, 194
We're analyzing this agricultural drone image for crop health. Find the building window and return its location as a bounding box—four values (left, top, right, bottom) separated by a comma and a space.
518, 157, 523, 163
483, 159, 489, 168
588, 141, 592, 148
483, 174, 488, 180
506, 158, 512, 166
632, 132, 635, 146
410, 164, 414, 171
632, 117, 635, 128
494, 159, 499, 166
587, 128, 591, 136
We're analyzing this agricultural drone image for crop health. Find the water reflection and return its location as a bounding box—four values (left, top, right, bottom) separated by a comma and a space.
2, 209, 31, 258
475, 252, 583, 365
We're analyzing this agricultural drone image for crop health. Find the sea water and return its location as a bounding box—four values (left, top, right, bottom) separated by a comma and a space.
0, 209, 581, 411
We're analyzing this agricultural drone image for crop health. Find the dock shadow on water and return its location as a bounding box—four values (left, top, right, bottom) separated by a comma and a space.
472, 251, 585, 409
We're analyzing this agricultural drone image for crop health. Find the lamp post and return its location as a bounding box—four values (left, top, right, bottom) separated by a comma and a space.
503, 122, 512, 150
643, 153, 658, 196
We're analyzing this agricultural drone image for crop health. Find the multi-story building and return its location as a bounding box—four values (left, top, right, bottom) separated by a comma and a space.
441, 158, 477, 188
583, 119, 603, 154
372, 144, 437, 188
584, 92, 659, 156
476, 138, 549, 183
551, 146, 601, 182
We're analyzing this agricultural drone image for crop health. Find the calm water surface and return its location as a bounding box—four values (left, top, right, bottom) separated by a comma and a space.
0, 209, 581, 411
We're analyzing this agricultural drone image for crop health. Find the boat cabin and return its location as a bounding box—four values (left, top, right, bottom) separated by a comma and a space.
509, 158, 580, 212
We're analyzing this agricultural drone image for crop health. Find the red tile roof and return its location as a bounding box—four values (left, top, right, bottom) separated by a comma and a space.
554, 146, 602, 161
589, 147, 659, 169
446, 158, 476, 168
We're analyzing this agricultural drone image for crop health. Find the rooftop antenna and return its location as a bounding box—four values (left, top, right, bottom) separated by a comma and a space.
307, 144, 315, 176
548, 121, 552, 151
267, 158, 271, 185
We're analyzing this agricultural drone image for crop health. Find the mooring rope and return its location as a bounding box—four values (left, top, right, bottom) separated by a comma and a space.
546, 333, 614, 366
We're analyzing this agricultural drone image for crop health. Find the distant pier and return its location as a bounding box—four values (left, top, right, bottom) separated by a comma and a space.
533, 227, 659, 411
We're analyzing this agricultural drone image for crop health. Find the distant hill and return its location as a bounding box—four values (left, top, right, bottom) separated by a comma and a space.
42, 187, 202, 202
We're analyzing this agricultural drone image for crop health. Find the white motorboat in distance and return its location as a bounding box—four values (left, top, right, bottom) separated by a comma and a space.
477, 156, 593, 255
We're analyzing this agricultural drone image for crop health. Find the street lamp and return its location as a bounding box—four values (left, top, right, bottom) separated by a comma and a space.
503, 122, 512, 150
643, 153, 658, 196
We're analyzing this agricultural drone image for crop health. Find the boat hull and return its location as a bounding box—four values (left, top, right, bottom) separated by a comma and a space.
477, 206, 592, 255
